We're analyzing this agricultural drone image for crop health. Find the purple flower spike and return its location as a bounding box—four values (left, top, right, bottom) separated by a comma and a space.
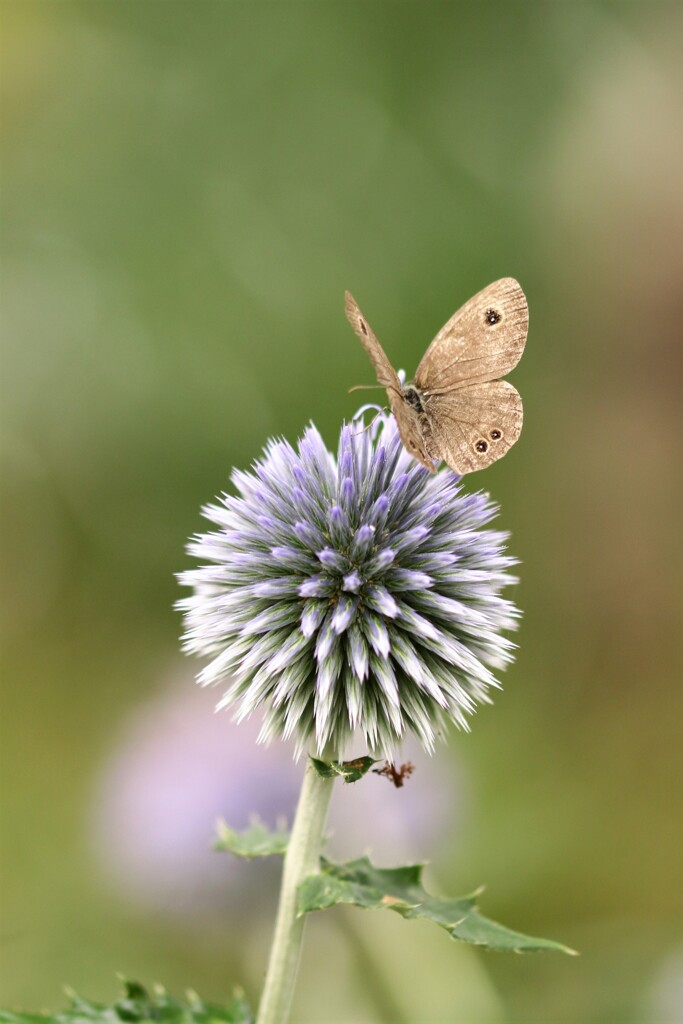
178, 412, 520, 757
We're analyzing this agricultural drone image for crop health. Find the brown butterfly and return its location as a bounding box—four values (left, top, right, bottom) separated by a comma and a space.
345, 278, 528, 474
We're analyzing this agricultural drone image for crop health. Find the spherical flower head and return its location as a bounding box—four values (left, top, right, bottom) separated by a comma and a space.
178, 411, 520, 758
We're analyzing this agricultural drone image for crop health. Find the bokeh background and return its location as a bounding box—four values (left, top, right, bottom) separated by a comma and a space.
2, 2, 682, 1021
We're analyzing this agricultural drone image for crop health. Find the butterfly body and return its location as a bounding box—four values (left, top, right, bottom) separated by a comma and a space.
402, 385, 423, 411
345, 279, 528, 475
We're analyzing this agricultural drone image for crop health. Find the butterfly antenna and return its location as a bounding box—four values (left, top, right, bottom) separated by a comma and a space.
348, 384, 386, 394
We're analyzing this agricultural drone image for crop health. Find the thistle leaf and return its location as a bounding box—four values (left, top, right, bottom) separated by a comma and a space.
309, 755, 379, 782
297, 857, 577, 955
214, 819, 290, 858
0, 979, 253, 1023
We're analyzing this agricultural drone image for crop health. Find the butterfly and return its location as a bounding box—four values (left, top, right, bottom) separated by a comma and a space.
345, 278, 528, 474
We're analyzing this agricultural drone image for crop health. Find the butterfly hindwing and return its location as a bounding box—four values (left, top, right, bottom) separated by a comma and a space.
425, 380, 523, 474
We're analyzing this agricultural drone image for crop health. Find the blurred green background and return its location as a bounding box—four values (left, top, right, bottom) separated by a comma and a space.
2, 2, 682, 1020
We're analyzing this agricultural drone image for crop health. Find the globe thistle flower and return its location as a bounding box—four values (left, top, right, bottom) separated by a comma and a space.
178, 411, 519, 758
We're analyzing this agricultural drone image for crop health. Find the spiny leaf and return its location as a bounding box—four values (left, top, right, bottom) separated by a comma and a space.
309, 755, 379, 783
214, 818, 290, 858
297, 857, 577, 955
0, 978, 253, 1022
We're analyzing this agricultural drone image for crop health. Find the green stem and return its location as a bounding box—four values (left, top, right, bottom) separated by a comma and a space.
256, 755, 335, 1024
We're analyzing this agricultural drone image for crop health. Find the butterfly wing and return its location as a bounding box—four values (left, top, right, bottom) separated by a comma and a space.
414, 278, 528, 394
392, 401, 437, 472
345, 291, 402, 396
345, 291, 436, 472
425, 380, 523, 473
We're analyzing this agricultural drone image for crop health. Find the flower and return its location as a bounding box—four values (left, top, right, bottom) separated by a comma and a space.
90, 669, 459, 920
178, 411, 519, 757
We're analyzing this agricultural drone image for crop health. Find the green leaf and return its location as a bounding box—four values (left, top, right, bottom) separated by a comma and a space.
214, 818, 290, 858
298, 857, 577, 955
0, 979, 253, 1023
309, 755, 379, 783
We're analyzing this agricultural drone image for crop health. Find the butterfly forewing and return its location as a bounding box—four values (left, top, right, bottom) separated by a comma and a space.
426, 381, 523, 473
345, 291, 436, 471
414, 278, 528, 394
344, 292, 402, 395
